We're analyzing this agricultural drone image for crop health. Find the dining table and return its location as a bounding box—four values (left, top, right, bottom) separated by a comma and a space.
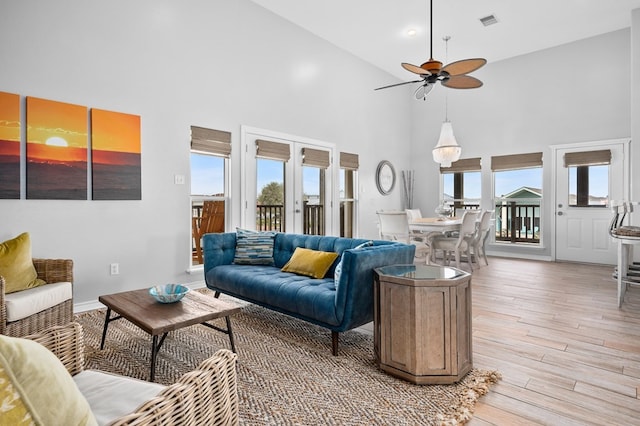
409, 217, 463, 235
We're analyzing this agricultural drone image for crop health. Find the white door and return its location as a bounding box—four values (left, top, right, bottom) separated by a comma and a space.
241, 127, 335, 235
554, 140, 629, 264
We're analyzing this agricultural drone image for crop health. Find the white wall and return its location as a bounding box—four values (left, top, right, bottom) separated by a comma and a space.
410, 28, 632, 259
0, 0, 411, 305
633, 9, 640, 203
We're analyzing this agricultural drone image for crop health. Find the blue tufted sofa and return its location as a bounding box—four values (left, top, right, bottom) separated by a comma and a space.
203, 232, 415, 355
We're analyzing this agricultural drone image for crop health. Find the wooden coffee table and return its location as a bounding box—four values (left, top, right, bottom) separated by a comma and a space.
98, 288, 241, 381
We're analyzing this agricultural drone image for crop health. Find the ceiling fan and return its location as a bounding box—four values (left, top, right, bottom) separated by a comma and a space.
375, 0, 487, 100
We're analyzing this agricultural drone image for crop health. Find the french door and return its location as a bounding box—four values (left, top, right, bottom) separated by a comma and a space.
553, 139, 630, 264
241, 126, 335, 235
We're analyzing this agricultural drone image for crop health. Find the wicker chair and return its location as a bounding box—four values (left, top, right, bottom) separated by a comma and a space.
24, 322, 239, 425
0, 258, 74, 337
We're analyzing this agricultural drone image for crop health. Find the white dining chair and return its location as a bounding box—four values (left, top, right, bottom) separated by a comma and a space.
377, 210, 430, 264
405, 208, 427, 242
468, 210, 493, 267
429, 210, 480, 270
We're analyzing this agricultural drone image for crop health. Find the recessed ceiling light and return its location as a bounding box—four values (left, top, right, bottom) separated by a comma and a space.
479, 14, 498, 26
407, 28, 418, 37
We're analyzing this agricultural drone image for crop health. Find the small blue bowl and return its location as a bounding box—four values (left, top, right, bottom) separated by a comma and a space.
149, 284, 190, 304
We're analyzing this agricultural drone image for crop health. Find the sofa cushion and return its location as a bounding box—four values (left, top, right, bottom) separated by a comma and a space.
207, 265, 340, 325
0, 334, 97, 425
281, 247, 339, 279
233, 228, 276, 265
0, 232, 45, 294
73, 369, 165, 425
4, 281, 72, 322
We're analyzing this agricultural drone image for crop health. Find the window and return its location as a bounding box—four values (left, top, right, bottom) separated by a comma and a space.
190, 126, 230, 265
255, 139, 290, 232
301, 147, 329, 235
339, 152, 359, 238
565, 149, 611, 207
492, 152, 543, 245
440, 158, 481, 216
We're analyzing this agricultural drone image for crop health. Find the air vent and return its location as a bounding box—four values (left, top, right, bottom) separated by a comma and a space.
479, 14, 498, 27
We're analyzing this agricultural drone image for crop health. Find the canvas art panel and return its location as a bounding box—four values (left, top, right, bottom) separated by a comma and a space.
91, 108, 141, 200
0, 92, 21, 199
26, 97, 88, 200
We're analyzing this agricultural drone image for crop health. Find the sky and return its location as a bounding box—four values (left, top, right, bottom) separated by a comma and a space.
443, 166, 608, 200
193, 156, 609, 200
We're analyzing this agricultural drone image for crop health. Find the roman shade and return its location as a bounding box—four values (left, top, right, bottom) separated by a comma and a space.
190, 126, 231, 157
563, 149, 611, 167
302, 148, 330, 169
256, 139, 291, 162
491, 152, 543, 171
339, 152, 359, 170
440, 157, 481, 173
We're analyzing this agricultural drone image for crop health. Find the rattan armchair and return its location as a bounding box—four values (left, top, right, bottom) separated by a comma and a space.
25, 322, 239, 426
0, 258, 74, 337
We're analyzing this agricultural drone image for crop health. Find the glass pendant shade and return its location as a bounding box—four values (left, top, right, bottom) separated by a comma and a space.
432, 121, 461, 167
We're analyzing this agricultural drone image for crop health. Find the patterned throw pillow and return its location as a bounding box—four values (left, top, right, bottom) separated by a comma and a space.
233, 228, 276, 265
334, 240, 374, 288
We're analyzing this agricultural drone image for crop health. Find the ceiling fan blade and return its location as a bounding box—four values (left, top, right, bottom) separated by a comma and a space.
414, 84, 434, 100
401, 63, 431, 76
374, 79, 422, 91
442, 75, 483, 89
442, 58, 487, 76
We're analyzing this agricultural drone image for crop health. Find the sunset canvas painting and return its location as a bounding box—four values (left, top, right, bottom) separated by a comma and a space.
26, 97, 88, 199
91, 108, 141, 200
0, 92, 20, 199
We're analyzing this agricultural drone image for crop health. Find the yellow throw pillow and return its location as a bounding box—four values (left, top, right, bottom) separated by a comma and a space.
281, 247, 339, 279
0, 334, 97, 426
0, 233, 45, 294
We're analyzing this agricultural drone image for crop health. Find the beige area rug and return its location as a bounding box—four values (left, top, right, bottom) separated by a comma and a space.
76, 293, 500, 425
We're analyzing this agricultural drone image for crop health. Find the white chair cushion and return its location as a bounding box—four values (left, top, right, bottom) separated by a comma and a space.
4, 281, 72, 322
73, 369, 166, 426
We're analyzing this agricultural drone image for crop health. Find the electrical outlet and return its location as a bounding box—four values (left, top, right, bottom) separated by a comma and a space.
110, 263, 119, 275
174, 174, 185, 185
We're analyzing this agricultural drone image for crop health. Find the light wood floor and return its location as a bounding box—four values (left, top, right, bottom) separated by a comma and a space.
462, 257, 640, 425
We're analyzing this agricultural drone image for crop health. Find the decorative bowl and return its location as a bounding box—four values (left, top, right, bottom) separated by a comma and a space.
149, 284, 190, 304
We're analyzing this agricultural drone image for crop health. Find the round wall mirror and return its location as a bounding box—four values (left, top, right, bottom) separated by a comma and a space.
375, 160, 396, 195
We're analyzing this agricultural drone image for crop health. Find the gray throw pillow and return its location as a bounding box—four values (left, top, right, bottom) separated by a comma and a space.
334, 240, 374, 288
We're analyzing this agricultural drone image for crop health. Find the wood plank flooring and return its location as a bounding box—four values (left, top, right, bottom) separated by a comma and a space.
464, 257, 640, 425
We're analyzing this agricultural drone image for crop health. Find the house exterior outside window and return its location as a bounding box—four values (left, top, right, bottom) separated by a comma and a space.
492, 152, 543, 245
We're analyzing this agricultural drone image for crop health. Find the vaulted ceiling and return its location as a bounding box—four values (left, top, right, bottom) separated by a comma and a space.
251, 0, 640, 80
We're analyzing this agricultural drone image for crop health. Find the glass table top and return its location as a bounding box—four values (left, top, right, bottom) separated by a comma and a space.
376, 264, 466, 280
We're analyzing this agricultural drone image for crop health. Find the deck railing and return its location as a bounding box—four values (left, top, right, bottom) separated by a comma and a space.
256, 204, 284, 232
495, 201, 540, 244
450, 200, 541, 245
254, 203, 324, 234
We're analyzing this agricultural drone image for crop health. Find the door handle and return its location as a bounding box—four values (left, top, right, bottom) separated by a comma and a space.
557, 211, 564, 216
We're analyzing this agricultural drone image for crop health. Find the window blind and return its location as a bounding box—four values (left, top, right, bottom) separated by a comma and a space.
339, 152, 359, 170
255, 139, 291, 162
491, 152, 543, 171
563, 149, 611, 167
190, 126, 231, 157
440, 157, 481, 173
302, 148, 330, 169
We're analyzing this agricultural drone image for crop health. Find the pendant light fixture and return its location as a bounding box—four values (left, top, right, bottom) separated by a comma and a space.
432, 36, 461, 167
